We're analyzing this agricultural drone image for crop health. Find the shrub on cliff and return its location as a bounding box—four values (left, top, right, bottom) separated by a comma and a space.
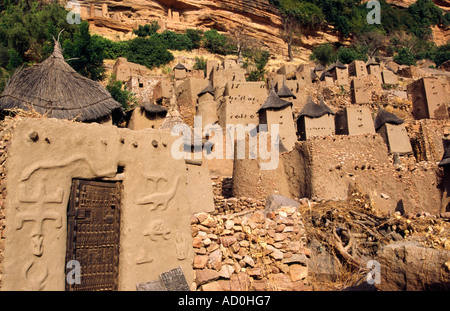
202, 29, 236, 55
125, 36, 174, 69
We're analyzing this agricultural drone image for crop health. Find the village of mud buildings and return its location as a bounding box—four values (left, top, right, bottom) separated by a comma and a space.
0, 0, 449, 294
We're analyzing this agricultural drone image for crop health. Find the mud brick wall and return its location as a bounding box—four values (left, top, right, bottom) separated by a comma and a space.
0, 117, 14, 289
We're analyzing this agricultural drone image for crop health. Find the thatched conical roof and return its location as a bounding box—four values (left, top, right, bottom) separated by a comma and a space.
258, 85, 292, 113
366, 58, 380, 67
314, 64, 325, 72
276, 77, 297, 99
328, 60, 347, 71
439, 145, 450, 167
319, 71, 333, 81
173, 62, 188, 70
198, 83, 215, 97
298, 96, 334, 118
374, 108, 404, 130
0, 40, 122, 122
141, 98, 167, 116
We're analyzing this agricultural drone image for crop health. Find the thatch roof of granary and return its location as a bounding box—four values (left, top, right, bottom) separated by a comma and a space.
173, 63, 188, 71
0, 40, 122, 122
142, 99, 168, 116
374, 108, 404, 130
328, 60, 347, 71
197, 83, 215, 97
314, 64, 325, 72
319, 71, 333, 81
258, 86, 292, 113
439, 145, 450, 167
297, 96, 334, 119
276, 77, 297, 99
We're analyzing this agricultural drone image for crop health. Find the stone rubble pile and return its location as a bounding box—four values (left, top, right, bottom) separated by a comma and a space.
191, 205, 311, 291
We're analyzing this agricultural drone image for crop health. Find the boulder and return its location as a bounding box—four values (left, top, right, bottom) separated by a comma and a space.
376, 241, 450, 291
264, 194, 299, 216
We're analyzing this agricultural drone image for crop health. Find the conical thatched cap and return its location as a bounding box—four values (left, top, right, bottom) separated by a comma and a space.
366, 58, 380, 67
439, 145, 450, 167
314, 64, 325, 72
173, 62, 187, 70
141, 98, 167, 115
298, 96, 333, 118
374, 108, 404, 130
319, 71, 333, 81
0, 41, 122, 122
198, 83, 215, 97
276, 77, 297, 99
318, 97, 335, 115
328, 60, 347, 70
258, 85, 292, 113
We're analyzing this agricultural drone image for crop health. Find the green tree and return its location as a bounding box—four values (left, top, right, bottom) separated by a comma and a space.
202, 29, 235, 55
247, 50, 270, 81
159, 30, 194, 51
193, 56, 207, 75
336, 46, 367, 64
133, 21, 160, 37
278, 0, 324, 61
63, 21, 106, 81
185, 29, 204, 49
310, 43, 336, 66
106, 74, 136, 110
126, 36, 174, 68
394, 47, 417, 65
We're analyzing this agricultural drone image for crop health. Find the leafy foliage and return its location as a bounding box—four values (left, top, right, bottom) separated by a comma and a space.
193, 56, 207, 75
126, 36, 174, 69
246, 50, 270, 82
202, 29, 236, 55
132, 21, 160, 37
63, 21, 106, 81
310, 43, 336, 66
106, 74, 136, 110
394, 47, 417, 65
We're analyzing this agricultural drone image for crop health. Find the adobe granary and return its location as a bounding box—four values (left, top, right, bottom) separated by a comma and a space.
0, 40, 122, 124
113, 57, 150, 82
126, 99, 168, 130
296, 97, 335, 141
258, 86, 297, 151
438, 145, 450, 214
348, 60, 368, 78
374, 108, 412, 155
381, 69, 398, 85
350, 78, 370, 105
327, 60, 348, 86
407, 77, 449, 120
217, 81, 267, 128
282, 134, 442, 213
335, 106, 375, 136
276, 77, 297, 102
195, 83, 218, 128
173, 62, 188, 80
313, 64, 325, 77
319, 71, 334, 86
366, 58, 382, 83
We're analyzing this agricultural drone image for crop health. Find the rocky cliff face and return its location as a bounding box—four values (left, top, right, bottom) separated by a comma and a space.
68, 0, 448, 58
71, 0, 347, 58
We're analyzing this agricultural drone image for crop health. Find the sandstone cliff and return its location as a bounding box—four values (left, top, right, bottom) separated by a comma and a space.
67, 0, 448, 59
70, 0, 347, 59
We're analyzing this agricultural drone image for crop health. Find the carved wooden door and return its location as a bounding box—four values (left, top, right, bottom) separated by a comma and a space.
65, 179, 121, 291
